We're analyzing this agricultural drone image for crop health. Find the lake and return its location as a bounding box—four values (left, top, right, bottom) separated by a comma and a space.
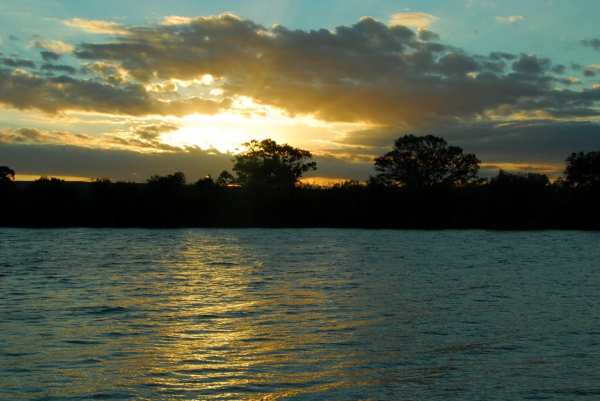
1, 228, 599, 400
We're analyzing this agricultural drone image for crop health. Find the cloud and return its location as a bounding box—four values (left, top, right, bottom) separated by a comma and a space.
0, 142, 235, 182
555, 77, 581, 85
146, 80, 178, 93
1, 56, 36, 68
0, 123, 189, 154
161, 16, 195, 26
581, 38, 600, 51
63, 18, 129, 35
496, 15, 524, 25
437, 52, 480, 76
40, 63, 78, 75
583, 65, 600, 77
512, 54, 550, 75
40, 51, 62, 62
81, 61, 129, 84
418, 27, 439, 41
130, 124, 179, 140
390, 12, 439, 27
0, 68, 232, 117
30, 39, 75, 53
0, 126, 99, 146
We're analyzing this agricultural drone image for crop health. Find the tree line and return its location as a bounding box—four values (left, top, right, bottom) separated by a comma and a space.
0, 136, 599, 229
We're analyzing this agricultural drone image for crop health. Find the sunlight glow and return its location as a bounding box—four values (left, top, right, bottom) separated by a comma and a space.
481, 163, 564, 177
154, 97, 370, 154
172, 75, 214, 87
15, 174, 92, 182
160, 125, 244, 153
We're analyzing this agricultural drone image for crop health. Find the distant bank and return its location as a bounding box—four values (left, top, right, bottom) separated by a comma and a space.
1, 179, 598, 230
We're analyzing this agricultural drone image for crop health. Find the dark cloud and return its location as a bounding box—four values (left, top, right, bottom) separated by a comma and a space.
581, 38, 600, 51
555, 77, 581, 86
40, 51, 62, 62
41, 63, 78, 74
1, 56, 36, 68
131, 124, 179, 140
489, 52, 516, 61
8, 35, 19, 41
63, 14, 596, 125
0, 142, 235, 182
418, 27, 439, 41
437, 52, 480, 76
512, 54, 550, 75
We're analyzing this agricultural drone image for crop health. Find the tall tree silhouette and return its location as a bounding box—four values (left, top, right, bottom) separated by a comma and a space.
229, 139, 317, 187
0, 166, 15, 182
564, 151, 600, 187
373, 135, 480, 186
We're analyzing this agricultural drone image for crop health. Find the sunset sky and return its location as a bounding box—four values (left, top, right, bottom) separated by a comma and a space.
0, 0, 599, 182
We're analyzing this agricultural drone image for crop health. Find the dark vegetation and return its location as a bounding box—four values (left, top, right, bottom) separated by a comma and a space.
1, 137, 599, 229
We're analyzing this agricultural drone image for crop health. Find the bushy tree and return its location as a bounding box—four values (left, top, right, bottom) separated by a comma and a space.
194, 174, 216, 190
564, 151, 600, 187
0, 166, 15, 182
373, 135, 480, 186
489, 170, 550, 190
231, 139, 317, 187
216, 170, 236, 186
147, 172, 186, 187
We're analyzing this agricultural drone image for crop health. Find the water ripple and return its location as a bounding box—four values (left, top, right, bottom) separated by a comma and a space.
0, 228, 599, 400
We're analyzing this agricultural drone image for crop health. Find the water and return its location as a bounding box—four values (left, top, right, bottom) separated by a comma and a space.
0, 229, 599, 400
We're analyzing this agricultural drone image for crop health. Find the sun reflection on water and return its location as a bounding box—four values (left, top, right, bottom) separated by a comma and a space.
104, 233, 378, 398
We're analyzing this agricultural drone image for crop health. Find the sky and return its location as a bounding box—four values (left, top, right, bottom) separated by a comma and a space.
0, 0, 599, 182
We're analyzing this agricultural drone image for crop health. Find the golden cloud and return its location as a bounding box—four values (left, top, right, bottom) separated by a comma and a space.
389, 12, 439, 27
63, 18, 129, 35
29, 39, 75, 53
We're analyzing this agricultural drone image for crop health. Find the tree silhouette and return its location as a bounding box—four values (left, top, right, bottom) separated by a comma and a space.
373, 135, 480, 186
147, 172, 186, 187
564, 151, 600, 187
0, 166, 15, 182
216, 170, 235, 186
231, 139, 317, 187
